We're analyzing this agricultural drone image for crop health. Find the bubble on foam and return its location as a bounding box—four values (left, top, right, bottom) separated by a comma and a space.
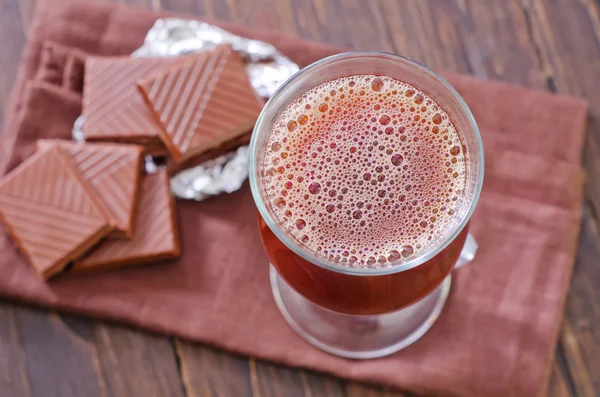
261, 75, 467, 269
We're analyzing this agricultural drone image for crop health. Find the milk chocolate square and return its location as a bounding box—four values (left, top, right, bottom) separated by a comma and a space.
72, 170, 180, 272
166, 132, 252, 176
38, 140, 144, 239
0, 146, 112, 278
137, 44, 264, 163
82, 56, 188, 146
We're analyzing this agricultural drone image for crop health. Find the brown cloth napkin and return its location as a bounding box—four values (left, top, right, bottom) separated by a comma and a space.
0, 1, 589, 396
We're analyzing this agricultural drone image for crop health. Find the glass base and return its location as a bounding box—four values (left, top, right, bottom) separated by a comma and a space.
270, 264, 451, 359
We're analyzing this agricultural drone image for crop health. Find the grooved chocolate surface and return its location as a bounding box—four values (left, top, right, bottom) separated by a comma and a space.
83, 56, 187, 144
137, 44, 264, 162
0, 146, 112, 278
38, 140, 143, 239
73, 170, 180, 271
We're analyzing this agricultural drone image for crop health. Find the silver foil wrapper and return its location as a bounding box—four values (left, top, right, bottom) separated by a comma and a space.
73, 18, 299, 201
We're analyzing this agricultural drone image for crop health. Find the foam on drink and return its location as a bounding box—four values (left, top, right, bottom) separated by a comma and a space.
261, 75, 467, 268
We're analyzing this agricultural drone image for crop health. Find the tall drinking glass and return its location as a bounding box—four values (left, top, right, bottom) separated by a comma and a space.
249, 52, 484, 359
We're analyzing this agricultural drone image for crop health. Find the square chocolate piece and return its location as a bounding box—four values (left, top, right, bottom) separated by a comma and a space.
166, 132, 252, 176
83, 56, 188, 146
0, 146, 112, 278
38, 140, 144, 239
72, 170, 180, 272
137, 44, 264, 163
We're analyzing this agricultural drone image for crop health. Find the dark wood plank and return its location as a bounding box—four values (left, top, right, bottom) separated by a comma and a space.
521, 0, 600, 213
308, 0, 393, 51
346, 384, 410, 397
160, 0, 207, 18
548, 358, 574, 397
0, 301, 187, 397
425, 2, 588, 396
174, 343, 253, 397
14, 306, 109, 397
458, 0, 546, 87
285, 0, 324, 42
378, 0, 472, 73
560, 206, 600, 397
518, 1, 600, 395
234, 0, 303, 36
90, 322, 185, 397
0, 303, 33, 397
300, 370, 347, 397
250, 360, 309, 397
560, 322, 595, 397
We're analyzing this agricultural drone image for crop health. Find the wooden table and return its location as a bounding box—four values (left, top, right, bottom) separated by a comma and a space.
0, 0, 598, 396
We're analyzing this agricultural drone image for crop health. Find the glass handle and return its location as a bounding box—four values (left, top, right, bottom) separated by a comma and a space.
455, 233, 477, 269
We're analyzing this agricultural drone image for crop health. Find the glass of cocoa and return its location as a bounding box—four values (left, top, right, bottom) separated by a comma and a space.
249, 52, 484, 359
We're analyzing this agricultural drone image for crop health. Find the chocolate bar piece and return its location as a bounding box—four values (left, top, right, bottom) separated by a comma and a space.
83, 56, 188, 146
137, 44, 264, 163
72, 170, 180, 272
142, 141, 170, 157
0, 146, 112, 278
38, 140, 143, 239
166, 131, 251, 176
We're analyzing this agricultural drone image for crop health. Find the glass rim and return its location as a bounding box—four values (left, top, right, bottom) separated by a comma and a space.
249, 51, 484, 276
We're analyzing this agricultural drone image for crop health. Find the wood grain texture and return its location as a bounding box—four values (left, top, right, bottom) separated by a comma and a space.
14, 307, 109, 397
378, 0, 470, 72
561, 209, 600, 397
251, 360, 310, 397
174, 343, 253, 397
300, 370, 348, 397
0, 0, 598, 396
91, 325, 185, 397
519, 0, 600, 395
560, 323, 595, 397
548, 359, 574, 397
0, 302, 185, 397
0, 304, 33, 397
345, 384, 413, 397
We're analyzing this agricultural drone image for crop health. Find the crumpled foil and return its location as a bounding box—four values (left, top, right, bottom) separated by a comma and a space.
73, 18, 299, 201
